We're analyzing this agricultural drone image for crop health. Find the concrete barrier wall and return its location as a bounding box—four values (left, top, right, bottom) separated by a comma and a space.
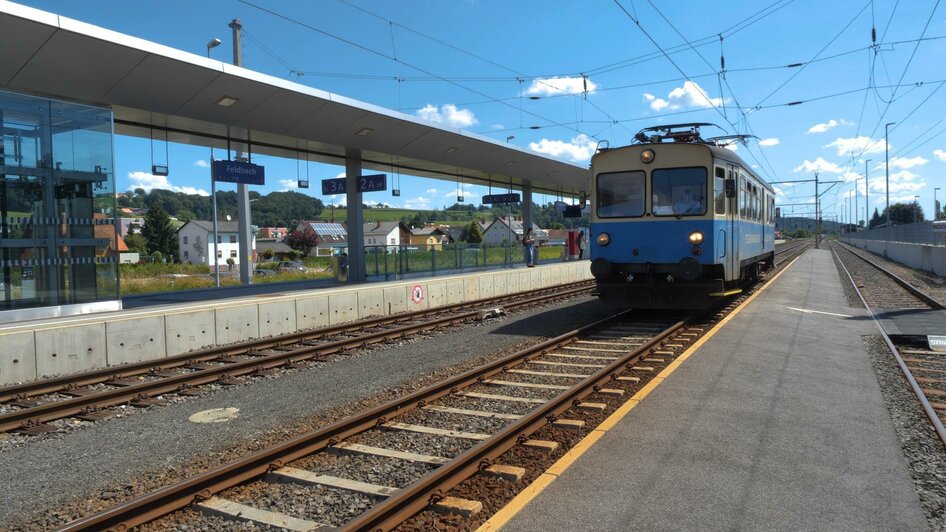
0, 261, 593, 385
841, 238, 946, 277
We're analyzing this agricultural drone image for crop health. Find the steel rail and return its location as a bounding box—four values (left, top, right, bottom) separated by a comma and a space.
830, 243, 946, 449
0, 284, 592, 433
0, 280, 594, 403
343, 317, 688, 531
835, 241, 945, 309
57, 309, 642, 531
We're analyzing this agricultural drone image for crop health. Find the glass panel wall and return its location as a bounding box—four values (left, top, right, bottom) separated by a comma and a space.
0, 89, 117, 311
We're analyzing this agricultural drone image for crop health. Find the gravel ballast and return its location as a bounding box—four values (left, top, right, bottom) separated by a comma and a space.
1, 294, 614, 529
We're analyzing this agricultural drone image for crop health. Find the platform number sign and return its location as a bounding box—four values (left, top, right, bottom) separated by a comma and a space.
411, 285, 424, 304
321, 174, 387, 195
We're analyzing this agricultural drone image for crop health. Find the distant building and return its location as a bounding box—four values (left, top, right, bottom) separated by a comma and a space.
93, 213, 133, 262
482, 217, 549, 246
545, 229, 569, 246
256, 238, 294, 261
177, 220, 256, 267
295, 221, 348, 255
118, 216, 144, 236
258, 227, 289, 239
410, 226, 449, 250
364, 221, 411, 252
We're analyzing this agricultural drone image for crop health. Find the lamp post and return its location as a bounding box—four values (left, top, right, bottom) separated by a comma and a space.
506, 135, 515, 143
914, 195, 920, 224
884, 123, 895, 229
207, 37, 222, 286
206, 38, 221, 57
854, 178, 861, 230
936, 187, 941, 221
864, 159, 871, 227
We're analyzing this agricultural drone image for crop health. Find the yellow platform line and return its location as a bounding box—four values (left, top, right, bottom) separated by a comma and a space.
476, 256, 802, 532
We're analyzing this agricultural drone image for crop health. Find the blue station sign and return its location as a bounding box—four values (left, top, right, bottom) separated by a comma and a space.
213, 160, 265, 186
482, 193, 521, 205
321, 174, 387, 195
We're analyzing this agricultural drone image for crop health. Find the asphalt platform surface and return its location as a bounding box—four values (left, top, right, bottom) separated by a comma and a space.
506, 248, 928, 531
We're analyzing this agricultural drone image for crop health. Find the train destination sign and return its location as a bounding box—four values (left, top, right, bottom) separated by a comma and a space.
482, 193, 521, 205
212, 160, 265, 186
321, 174, 387, 195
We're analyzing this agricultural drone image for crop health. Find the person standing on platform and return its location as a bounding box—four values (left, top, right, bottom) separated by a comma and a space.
577, 230, 585, 260
523, 227, 536, 267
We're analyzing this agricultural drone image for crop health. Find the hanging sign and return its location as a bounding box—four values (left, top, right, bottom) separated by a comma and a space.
482, 193, 520, 205
321, 174, 387, 195
213, 160, 265, 186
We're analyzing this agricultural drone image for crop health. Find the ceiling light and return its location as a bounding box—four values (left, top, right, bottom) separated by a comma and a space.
443, 147, 458, 154
216, 96, 238, 108
356, 127, 373, 136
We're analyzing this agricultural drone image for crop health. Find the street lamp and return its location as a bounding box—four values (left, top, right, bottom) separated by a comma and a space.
914, 195, 920, 224
206, 38, 222, 57
506, 135, 516, 143
854, 178, 862, 230
885, 122, 895, 229
936, 187, 941, 221
864, 159, 871, 227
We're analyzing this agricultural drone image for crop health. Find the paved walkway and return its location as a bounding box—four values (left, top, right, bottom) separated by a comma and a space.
505, 248, 927, 530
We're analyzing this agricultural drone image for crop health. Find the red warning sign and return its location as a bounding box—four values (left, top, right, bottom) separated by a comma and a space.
411, 285, 424, 304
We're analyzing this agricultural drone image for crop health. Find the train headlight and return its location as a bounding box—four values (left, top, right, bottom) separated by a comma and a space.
597, 232, 610, 246
640, 149, 655, 164
688, 231, 704, 245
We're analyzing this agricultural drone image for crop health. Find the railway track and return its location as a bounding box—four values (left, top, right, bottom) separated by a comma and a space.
830, 240, 946, 448
55, 243, 808, 531
0, 281, 594, 435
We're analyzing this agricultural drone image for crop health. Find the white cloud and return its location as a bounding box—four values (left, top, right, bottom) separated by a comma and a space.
642, 81, 722, 112
868, 170, 927, 194
403, 196, 432, 209
491, 124, 506, 130
824, 136, 887, 156
758, 138, 780, 146
528, 134, 598, 163
194, 159, 210, 168
807, 119, 838, 133
793, 157, 842, 174
127, 171, 209, 196
443, 183, 477, 199
888, 156, 928, 169
415, 103, 478, 128
934, 149, 946, 161
278, 179, 297, 191
328, 194, 347, 207
524, 76, 597, 97
724, 143, 738, 152
426, 188, 438, 195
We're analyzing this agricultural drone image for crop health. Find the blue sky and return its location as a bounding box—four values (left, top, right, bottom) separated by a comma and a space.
16, 0, 946, 222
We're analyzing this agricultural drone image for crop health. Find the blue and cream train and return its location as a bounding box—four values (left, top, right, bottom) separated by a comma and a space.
589, 124, 775, 309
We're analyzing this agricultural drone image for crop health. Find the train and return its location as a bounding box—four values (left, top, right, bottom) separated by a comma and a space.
589, 123, 776, 309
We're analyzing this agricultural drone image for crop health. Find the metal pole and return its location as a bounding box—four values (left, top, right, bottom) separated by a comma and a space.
885, 123, 894, 230
230, 18, 253, 285
211, 149, 220, 287
864, 159, 870, 226
854, 178, 860, 230
935, 187, 941, 221
815, 173, 820, 248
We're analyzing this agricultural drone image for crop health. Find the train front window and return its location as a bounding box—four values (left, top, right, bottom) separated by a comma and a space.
652, 167, 707, 216
597, 171, 645, 218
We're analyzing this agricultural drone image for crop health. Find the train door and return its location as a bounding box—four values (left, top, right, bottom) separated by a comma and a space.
726, 165, 739, 281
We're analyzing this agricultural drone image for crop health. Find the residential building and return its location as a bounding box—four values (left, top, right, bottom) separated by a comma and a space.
410, 225, 449, 250
177, 220, 256, 267
295, 221, 348, 255
256, 238, 294, 261
482, 217, 549, 246
364, 221, 411, 252
258, 227, 289, 239
118, 216, 144, 236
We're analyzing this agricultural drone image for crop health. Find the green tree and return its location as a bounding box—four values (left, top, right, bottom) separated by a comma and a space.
462, 220, 483, 243
123, 232, 148, 255
878, 202, 925, 226
141, 206, 178, 258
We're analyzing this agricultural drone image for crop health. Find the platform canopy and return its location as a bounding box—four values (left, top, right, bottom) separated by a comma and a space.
0, 1, 590, 196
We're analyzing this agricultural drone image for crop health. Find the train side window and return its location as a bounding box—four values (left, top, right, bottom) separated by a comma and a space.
714, 167, 726, 214
739, 176, 747, 218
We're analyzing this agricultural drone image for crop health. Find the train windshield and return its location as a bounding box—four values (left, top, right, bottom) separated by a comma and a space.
596, 171, 645, 218
652, 167, 707, 216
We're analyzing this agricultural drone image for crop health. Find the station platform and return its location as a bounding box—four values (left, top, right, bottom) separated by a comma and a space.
502, 248, 928, 530
0, 261, 591, 386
